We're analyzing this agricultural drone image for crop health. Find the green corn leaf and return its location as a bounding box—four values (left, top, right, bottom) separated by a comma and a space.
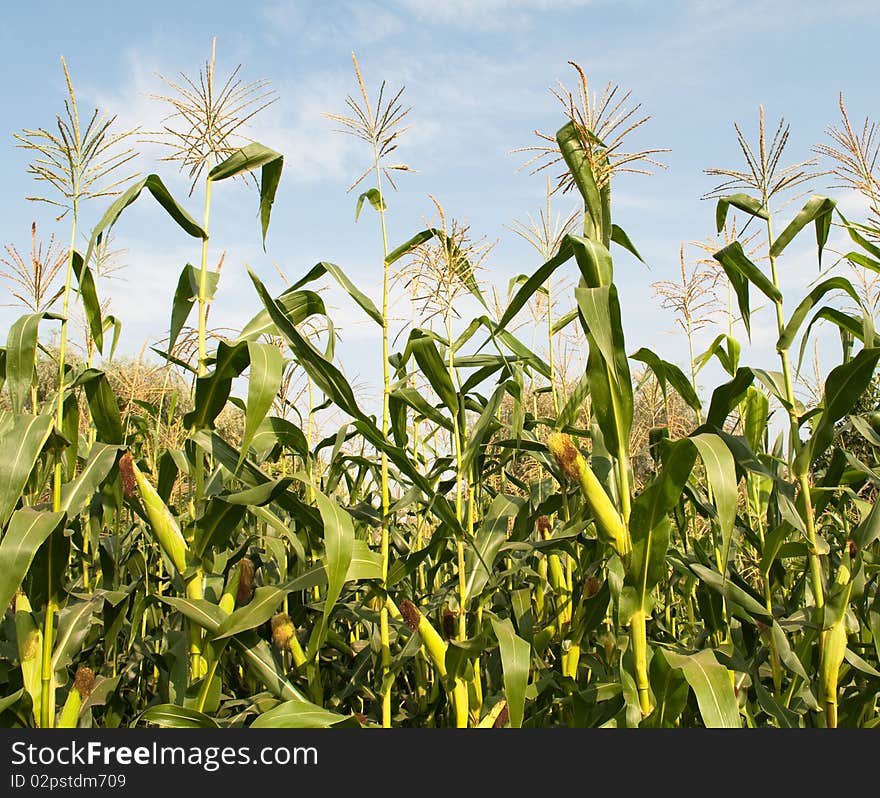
465, 495, 525, 602
6, 314, 44, 414
312, 487, 355, 640
797, 308, 869, 374
291, 261, 382, 326
662, 649, 740, 728
58, 443, 119, 516
695, 334, 740, 377
706, 367, 754, 429
239, 341, 284, 466
690, 433, 737, 574
51, 598, 100, 676
646, 649, 690, 727
799, 347, 880, 470
183, 340, 250, 431
168, 264, 219, 355
715, 193, 769, 233
390, 387, 452, 431
631, 347, 702, 413
569, 233, 613, 288
496, 239, 573, 330
628, 439, 697, 608
73, 369, 124, 445
0, 508, 65, 611
192, 499, 246, 560
213, 586, 288, 640
0, 414, 54, 526
208, 143, 283, 248
346, 539, 382, 581
158, 596, 224, 633
251, 699, 347, 728
459, 382, 509, 474
72, 251, 104, 353
230, 633, 307, 702
556, 371, 591, 430
490, 615, 530, 729
770, 195, 836, 262
84, 174, 206, 270
136, 704, 219, 729
610, 224, 644, 262
238, 288, 326, 341
248, 416, 310, 460
248, 268, 363, 420
556, 121, 602, 235
713, 242, 781, 338
355, 188, 386, 220
409, 330, 458, 417
576, 286, 618, 384
777, 276, 862, 353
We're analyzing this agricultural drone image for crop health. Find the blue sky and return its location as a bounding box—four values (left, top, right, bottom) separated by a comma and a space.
1, 0, 878, 416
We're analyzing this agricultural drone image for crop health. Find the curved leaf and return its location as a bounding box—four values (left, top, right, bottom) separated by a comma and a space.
770, 195, 836, 262
84, 174, 206, 269
778, 276, 862, 353
208, 143, 284, 248
251, 699, 347, 728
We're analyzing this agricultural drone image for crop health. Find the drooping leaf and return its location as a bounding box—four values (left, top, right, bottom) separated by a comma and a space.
631, 347, 702, 413
72, 251, 104, 353
713, 242, 781, 338
291, 261, 383, 326
355, 188, 387, 220
168, 264, 219, 355
84, 174, 206, 269
777, 276, 862, 353
770, 195, 836, 263
715, 193, 769, 233
208, 143, 284, 248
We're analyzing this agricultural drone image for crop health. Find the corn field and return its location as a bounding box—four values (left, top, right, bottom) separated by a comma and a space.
2, 44, 880, 730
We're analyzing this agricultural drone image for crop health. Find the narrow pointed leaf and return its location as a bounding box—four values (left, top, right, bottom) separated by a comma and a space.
490, 616, 530, 729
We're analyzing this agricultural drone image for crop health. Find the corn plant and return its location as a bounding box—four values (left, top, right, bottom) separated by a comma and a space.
1, 51, 880, 731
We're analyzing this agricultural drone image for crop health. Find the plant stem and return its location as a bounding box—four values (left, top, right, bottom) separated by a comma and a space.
197, 179, 214, 378
371, 145, 394, 728
764, 214, 825, 614
41, 197, 80, 729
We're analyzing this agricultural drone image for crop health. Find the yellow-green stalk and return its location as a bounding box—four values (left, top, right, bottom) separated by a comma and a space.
820, 563, 854, 729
